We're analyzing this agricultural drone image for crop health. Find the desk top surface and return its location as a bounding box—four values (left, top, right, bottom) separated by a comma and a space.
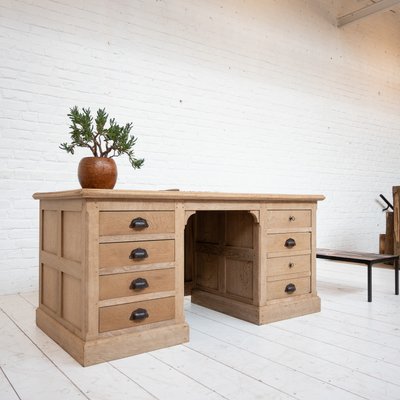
33, 189, 325, 202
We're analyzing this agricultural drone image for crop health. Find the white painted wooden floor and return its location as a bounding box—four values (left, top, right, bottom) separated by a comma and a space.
1, 260, 400, 400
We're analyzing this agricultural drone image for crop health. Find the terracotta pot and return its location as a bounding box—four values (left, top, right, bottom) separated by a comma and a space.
78, 157, 117, 189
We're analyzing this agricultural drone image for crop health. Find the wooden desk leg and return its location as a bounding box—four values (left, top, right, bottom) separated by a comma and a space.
367, 263, 372, 302
395, 258, 399, 296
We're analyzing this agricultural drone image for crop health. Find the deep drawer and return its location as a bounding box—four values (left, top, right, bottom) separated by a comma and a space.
266, 233, 311, 254
99, 211, 175, 236
99, 240, 175, 271
99, 297, 175, 333
266, 209, 311, 229
267, 277, 311, 300
99, 268, 175, 300
267, 254, 311, 278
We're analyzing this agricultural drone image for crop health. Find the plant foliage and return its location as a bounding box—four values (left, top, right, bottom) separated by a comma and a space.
60, 106, 144, 169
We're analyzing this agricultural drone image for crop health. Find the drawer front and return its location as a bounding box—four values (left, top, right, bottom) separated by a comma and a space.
267, 254, 310, 277
266, 210, 311, 229
99, 211, 175, 236
266, 233, 311, 254
99, 297, 175, 333
267, 277, 310, 300
99, 268, 175, 300
99, 240, 175, 270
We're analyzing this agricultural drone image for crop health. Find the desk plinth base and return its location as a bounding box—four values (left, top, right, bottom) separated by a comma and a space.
36, 308, 189, 366
191, 290, 321, 325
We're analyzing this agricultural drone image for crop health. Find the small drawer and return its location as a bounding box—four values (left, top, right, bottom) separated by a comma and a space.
266, 233, 311, 254
99, 240, 175, 271
99, 297, 175, 333
99, 211, 175, 236
99, 268, 175, 300
267, 254, 310, 278
266, 209, 311, 230
267, 277, 311, 300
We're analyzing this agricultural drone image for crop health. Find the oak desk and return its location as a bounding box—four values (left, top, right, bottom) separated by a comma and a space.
33, 189, 324, 366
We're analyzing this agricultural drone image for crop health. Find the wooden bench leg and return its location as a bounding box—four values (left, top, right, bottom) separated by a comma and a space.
367, 263, 372, 302
395, 259, 399, 296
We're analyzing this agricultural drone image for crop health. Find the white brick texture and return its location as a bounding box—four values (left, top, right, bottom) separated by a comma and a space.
0, 0, 399, 294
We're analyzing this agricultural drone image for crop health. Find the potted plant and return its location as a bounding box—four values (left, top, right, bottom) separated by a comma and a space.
60, 106, 144, 189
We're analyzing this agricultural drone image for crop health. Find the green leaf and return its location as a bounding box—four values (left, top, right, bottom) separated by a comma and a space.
60, 106, 144, 170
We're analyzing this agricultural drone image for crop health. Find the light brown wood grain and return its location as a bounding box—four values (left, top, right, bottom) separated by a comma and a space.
99, 240, 175, 270
62, 273, 82, 329
42, 210, 58, 254
62, 211, 82, 262
99, 297, 175, 333
195, 252, 219, 291
266, 276, 311, 300
225, 211, 254, 248
41, 264, 58, 313
266, 209, 311, 229
266, 254, 311, 277
99, 211, 175, 236
266, 232, 311, 254
260, 296, 321, 324
191, 289, 260, 324
174, 203, 186, 323
184, 213, 195, 295
33, 189, 325, 202
99, 268, 175, 300
34, 190, 323, 366
225, 259, 253, 300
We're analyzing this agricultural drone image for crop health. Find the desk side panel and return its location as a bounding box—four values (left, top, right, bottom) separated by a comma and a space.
38, 199, 85, 339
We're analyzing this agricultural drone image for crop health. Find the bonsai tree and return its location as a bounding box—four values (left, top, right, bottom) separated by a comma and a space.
60, 106, 144, 169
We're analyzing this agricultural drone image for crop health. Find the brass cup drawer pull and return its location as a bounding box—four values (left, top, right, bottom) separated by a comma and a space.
129, 277, 149, 290
285, 283, 296, 294
130, 308, 149, 321
129, 217, 149, 229
129, 248, 148, 259
289, 216, 296, 222
285, 238, 296, 248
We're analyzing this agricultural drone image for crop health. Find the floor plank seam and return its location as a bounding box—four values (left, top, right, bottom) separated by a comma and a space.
187, 309, 400, 387
186, 323, 368, 400
317, 311, 400, 337
181, 343, 300, 400
318, 285, 397, 298
0, 308, 91, 400
18, 293, 37, 308
321, 306, 400, 330
108, 362, 159, 400
0, 366, 22, 400
271, 324, 400, 368
149, 352, 232, 400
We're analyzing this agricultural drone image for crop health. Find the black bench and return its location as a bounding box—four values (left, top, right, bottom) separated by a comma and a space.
316, 248, 399, 302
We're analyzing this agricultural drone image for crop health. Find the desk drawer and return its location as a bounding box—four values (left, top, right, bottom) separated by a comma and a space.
99, 297, 175, 333
99, 268, 175, 300
267, 254, 310, 277
266, 210, 311, 229
266, 233, 311, 254
99, 240, 175, 271
99, 211, 175, 236
267, 277, 310, 300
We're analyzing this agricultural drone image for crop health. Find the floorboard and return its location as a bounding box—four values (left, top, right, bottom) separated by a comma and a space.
0, 260, 399, 400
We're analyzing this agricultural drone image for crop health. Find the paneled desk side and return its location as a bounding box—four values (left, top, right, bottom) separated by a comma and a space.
33, 190, 324, 366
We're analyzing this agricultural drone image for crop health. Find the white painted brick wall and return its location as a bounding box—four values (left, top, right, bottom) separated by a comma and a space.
0, 0, 399, 294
